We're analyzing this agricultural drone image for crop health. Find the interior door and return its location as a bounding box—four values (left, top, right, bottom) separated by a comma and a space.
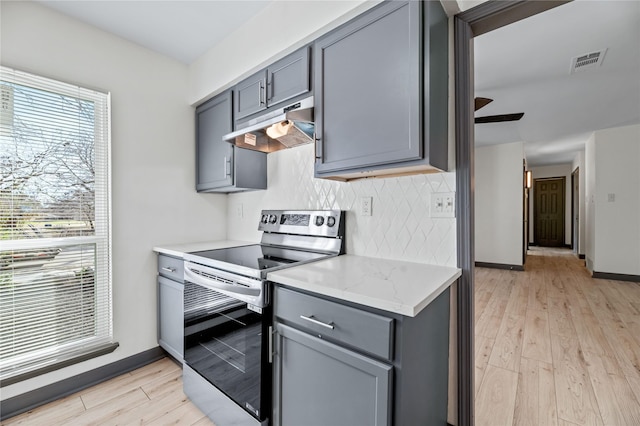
534, 178, 565, 247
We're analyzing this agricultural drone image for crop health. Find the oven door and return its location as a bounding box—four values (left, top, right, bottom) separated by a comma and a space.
184, 280, 271, 422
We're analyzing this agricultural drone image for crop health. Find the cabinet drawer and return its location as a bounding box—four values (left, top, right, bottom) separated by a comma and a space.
157, 254, 184, 281
274, 287, 393, 360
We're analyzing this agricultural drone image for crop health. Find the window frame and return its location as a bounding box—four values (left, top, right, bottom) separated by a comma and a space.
0, 66, 116, 387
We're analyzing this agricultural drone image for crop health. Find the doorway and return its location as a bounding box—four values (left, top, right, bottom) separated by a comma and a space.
533, 177, 565, 247
454, 2, 571, 425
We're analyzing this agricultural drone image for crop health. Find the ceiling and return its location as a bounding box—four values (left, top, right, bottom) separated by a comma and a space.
34, 0, 640, 167
474, 0, 640, 166
36, 1, 272, 64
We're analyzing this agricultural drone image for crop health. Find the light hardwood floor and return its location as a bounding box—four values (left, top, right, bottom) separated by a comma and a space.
475, 248, 640, 426
1, 357, 215, 426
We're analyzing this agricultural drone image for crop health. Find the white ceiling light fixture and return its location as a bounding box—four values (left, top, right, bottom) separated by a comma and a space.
570, 48, 608, 74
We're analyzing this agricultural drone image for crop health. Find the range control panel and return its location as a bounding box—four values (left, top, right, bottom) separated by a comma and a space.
258, 209, 344, 238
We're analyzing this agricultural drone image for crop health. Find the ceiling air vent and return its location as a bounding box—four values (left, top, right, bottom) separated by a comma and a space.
570, 49, 607, 74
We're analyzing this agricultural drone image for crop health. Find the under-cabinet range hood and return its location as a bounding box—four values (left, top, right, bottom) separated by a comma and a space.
223, 96, 314, 153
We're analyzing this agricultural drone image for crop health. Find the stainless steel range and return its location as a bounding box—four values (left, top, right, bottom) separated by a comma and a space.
182, 210, 344, 426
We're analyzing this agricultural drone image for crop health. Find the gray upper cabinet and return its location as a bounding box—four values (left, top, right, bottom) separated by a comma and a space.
234, 69, 268, 121
234, 46, 311, 122
313, 1, 448, 180
196, 90, 267, 193
268, 46, 310, 106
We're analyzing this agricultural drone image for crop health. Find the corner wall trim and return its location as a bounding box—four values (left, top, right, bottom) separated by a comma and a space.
592, 271, 640, 283
475, 262, 524, 271
0, 347, 167, 421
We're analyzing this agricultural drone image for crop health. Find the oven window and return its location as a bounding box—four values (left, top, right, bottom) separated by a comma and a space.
184, 282, 268, 420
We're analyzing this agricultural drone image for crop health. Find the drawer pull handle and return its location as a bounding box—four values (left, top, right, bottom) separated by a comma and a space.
161, 267, 176, 273
300, 315, 334, 330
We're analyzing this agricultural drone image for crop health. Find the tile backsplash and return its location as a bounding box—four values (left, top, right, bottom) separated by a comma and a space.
227, 144, 457, 267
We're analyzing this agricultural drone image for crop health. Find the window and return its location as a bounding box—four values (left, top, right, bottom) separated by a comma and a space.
0, 67, 115, 386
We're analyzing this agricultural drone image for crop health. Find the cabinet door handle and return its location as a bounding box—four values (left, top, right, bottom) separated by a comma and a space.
224, 156, 231, 176
161, 267, 176, 273
300, 315, 334, 330
314, 137, 322, 160
259, 80, 266, 106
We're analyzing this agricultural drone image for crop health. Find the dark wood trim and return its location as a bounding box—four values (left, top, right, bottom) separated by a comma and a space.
0, 347, 167, 421
461, 0, 572, 37
475, 262, 525, 271
592, 271, 640, 283
454, 11, 475, 426
454, 2, 571, 425
571, 167, 580, 255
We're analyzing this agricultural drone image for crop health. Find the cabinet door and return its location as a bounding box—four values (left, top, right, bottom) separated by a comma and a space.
235, 69, 268, 120
267, 46, 311, 106
314, 1, 422, 174
196, 91, 233, 191
158, 276, 183, 362
274, 323, 391, 426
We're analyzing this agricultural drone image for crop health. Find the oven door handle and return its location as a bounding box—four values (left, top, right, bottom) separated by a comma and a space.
184, 267, 261, 297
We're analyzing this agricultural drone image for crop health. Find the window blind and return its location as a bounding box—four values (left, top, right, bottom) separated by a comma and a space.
0, 66, 114, 386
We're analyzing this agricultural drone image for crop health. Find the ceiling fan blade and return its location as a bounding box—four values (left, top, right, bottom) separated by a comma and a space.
474, 97, 493, 111
475, 112, 524, 124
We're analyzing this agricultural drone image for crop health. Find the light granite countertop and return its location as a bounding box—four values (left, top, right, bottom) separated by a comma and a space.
267, 254, 461, 317
153, 240, 254, 258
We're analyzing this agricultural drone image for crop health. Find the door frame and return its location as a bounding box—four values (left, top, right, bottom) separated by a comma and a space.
454, 2, 571, 425
571, 167, 580, 255
533, 177, 566, 247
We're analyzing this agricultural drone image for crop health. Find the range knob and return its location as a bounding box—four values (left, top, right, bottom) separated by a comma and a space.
261, 214, 269, 224
269, 214, 278, 224
326, 216, 336, 227
315, 216, 325, 226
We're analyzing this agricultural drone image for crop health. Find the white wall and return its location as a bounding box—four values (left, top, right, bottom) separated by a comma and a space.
528, 164, 573, 246
226, 144, 458, 266
0, 1, 227, 400
572, 150, 586, 255
475, 142, 524, 266
592, 124, 640, 275
188, 0, 380, 105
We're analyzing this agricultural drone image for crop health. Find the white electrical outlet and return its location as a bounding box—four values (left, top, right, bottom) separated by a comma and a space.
360, 196, 373, 216
430, 192, 455, 218
235, 204, 244, 218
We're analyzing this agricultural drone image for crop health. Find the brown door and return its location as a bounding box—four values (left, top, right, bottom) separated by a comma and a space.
534, 178, 565, 247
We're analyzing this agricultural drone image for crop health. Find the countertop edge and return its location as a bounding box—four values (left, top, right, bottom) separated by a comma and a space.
268, 259, 462, 317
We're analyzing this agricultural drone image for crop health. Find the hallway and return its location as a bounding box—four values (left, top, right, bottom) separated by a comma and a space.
474, 249, 640, 425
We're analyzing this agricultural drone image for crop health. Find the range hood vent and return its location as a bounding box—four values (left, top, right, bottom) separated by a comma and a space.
223, 96, 314, 153
570, 49, 607, 74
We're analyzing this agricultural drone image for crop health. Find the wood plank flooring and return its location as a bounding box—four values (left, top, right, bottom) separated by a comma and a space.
475, 248, 640, 426
3, 247, 639, 426
1, 358, 215, 426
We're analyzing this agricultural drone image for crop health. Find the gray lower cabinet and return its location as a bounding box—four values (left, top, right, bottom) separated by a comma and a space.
313, 0, 448, 180
272, 285, 451, 426
196, 90, 267, 193
274, 323, 392, 426
157, 254, 184, 362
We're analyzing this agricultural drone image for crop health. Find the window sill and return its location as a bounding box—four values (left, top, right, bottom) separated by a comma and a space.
1, 342, 120, 388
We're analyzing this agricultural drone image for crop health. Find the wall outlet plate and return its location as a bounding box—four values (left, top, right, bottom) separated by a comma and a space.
360, 196, 373, 216
430, 192, 455, 218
